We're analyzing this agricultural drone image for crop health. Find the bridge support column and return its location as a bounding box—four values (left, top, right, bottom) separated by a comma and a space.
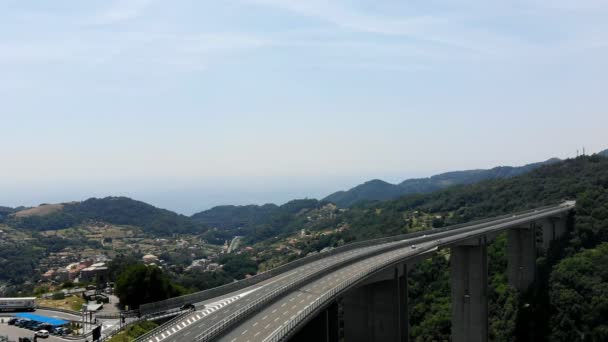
290, 301, 339, 342
539, 219, 555, 251
451, 239, 488, 342
507, 224, 537, 291
554, 215, 568, 238
343, 264, 408, 342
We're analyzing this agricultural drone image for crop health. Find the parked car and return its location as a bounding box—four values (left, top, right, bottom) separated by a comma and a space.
15, 319, 28, 327
180, 303, 196, 311
35, 330, 50, 338
38, 324, 53, 331
27, 322, 42, 330
7, 318, 18, 325
51, 326, 69, 335
21, 320, 36, 329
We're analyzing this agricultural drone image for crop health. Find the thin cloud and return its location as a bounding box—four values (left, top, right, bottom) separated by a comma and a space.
94, 0, 155, 24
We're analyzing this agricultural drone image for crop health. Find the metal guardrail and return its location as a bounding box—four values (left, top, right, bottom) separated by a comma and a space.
36, 306, 81, 316
191, 203, 573, 342
98, 308, 185, 342
139, 202, 565, 316
100, 318, 142, 342
132, 310, 192, 342
96, 310, 139, 320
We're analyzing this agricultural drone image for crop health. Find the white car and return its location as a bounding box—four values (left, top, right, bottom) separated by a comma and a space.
35, 330, 50, 338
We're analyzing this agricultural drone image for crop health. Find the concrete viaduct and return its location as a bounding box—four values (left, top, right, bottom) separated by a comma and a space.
131, 201, 574, 342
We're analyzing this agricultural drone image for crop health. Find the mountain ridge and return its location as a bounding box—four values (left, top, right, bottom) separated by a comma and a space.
323, 158, 561, 207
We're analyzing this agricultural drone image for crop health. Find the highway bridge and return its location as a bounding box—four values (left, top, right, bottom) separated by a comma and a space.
132, 201, 575, 342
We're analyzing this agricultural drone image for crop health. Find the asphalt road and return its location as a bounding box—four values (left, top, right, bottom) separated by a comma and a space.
218, 241, 437, 342
151, 241, 406, 342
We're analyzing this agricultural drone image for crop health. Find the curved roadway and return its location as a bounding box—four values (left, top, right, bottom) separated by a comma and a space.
142, 202, 573, 342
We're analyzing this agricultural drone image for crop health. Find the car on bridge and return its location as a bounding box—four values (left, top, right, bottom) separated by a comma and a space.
180, 303, 197, 311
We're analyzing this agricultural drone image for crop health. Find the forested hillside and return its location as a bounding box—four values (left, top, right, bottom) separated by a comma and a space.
191, 203, 280, 229
324, 158, 559, 207
332, 155, 608, 341
192, 199, 338, 244
4, 197, 204, 235
0, 206, 15, 220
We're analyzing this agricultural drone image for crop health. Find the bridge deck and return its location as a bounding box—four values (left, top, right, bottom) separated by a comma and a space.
140, 202, 573, 342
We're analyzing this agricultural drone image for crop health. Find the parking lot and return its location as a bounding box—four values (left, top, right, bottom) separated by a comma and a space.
0, 314, 88, 342
0, 323, 74, 342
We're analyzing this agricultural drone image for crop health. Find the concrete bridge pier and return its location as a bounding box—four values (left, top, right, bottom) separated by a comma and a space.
342, 264, 409, 342
507, 224, 537, 291
538, 219, 556, 251
539, 215, 569, 251
450, 237, 489, 342
554, 214, 568, 238
290, 301, 339, 342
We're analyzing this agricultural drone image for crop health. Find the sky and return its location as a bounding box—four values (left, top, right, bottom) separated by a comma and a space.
1, 0, 607, 214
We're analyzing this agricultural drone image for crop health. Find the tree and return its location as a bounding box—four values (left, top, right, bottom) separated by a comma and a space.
115, 264, 183, 309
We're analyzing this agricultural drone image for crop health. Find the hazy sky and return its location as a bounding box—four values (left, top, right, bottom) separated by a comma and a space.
1, 0, 607, 214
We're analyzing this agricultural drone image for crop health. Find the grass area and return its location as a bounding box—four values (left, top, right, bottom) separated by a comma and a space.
14, 204, 64, 218
36, 295, 86, 311
107, 321, 158, 342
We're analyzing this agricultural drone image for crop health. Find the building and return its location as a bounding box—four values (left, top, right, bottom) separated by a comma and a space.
143, 254, 159, 264
79, 263, 109, 283
206, 263, 220, 272
187, 259, 209, 272
42, 270, 56, 281
55, 269, 69, 282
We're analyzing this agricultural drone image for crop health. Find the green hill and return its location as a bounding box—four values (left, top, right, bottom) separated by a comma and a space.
0, 206, 16, 220
323, 159, 560, 207
192, 199, 335, 244
7, 197, 204, 235
191, 203, 280, 230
